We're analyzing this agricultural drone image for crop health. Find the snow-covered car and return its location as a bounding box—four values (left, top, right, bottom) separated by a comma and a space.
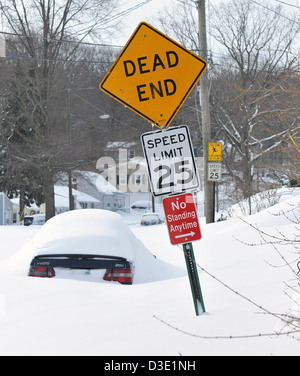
140, 213, 164, 226
28, 210, 135, 284
23, 214, 45, 226
131, 200, 151, 210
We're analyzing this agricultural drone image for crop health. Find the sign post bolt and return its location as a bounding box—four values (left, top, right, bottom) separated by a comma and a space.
183, 242, 206, 315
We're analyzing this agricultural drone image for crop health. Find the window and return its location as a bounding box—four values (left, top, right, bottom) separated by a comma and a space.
119, 174, 127, 186
135, 175, 141, 184
129, 150, 135, 159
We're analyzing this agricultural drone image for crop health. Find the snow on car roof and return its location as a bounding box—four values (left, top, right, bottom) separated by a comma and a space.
142, 213, 161, 216
32, 209, 135, 261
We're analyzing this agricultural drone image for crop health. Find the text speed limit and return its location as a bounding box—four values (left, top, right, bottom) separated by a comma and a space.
149, 157, 198, 196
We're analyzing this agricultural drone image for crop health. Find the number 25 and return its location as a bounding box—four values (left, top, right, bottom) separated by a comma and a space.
154, 160, 193, 190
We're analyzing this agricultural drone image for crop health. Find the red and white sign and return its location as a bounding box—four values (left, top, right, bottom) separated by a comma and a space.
163, 193, 201, 245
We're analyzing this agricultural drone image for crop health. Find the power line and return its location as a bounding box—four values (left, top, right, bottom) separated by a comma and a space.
102, 0, 153, 24
0, 0, 298, 67
272, 0, 300, 9
0, 30, 124, 50
73, 93, 144, 132
0, 1, 155, 50
249, 0, 300, 24
0, 29, 122, 65
3, 53, 114, 66
2, 46, 298, 71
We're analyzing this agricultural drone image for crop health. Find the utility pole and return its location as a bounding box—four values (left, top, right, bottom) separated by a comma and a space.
197, 0, 214, 223
66, 89, 74, 211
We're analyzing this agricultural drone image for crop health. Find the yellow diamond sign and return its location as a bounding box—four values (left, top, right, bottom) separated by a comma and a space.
100, 22, 207, 129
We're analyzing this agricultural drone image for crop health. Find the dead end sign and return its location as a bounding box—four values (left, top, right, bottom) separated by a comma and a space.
99, 22, 207, 129
163, 193, 202, 245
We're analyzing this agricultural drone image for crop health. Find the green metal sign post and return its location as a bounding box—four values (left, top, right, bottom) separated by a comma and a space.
183, 242, 206, 315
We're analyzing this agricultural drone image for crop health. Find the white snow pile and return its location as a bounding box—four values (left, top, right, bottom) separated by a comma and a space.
0, 193, 299, 356
218, 187, 300, 219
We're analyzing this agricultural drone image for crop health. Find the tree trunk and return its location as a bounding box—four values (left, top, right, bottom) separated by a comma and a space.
43, 167, 55, 221
19, 190, 26, 221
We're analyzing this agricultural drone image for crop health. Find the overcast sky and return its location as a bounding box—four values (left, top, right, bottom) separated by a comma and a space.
108, 0, 174, 46
109, 0, 299, 46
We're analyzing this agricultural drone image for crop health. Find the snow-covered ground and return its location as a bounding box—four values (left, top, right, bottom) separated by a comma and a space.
0, 190, 299, 356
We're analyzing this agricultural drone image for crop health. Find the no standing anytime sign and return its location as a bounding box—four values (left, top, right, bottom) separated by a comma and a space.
163, 193, 201, 245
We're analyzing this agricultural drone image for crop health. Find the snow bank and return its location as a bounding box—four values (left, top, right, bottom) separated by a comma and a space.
0, 195, 299, 355
219, 187, 300, 219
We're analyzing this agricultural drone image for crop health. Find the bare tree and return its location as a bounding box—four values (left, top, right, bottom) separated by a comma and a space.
262, 66, 300, 184
210, 0, 299, 212
155, 0, 198, 52
155, 0, 299, 210
0, 0, 121, 220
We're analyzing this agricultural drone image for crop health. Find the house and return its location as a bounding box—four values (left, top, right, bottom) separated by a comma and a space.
55, 170, 130, 212
10, 198, 40, 224
0, 193, 13, 226
39, 185, 101, 215
105, 141, 141, 162
71, 171, 130, 212
54, 186, 101, 214
97, 150, 149, 194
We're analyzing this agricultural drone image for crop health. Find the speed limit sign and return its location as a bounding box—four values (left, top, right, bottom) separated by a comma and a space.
208, 162, 222, 181
141, 125, 200, 196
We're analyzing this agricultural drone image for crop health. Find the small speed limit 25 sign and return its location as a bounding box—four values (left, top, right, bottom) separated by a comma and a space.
208, 162, 222, 182
141, 125, 200, 196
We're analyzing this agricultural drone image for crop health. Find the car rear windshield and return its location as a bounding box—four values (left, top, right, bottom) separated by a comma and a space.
30, 254, 131, 270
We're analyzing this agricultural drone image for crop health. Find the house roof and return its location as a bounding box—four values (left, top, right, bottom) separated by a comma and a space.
54, 186, 101, 209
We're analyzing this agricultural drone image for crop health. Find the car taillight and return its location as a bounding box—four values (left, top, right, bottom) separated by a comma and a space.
103, 269, 133, 285
29, 266, 55, 278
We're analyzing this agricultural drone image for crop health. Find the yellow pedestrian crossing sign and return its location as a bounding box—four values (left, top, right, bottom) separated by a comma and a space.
208, 142, 222, 161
